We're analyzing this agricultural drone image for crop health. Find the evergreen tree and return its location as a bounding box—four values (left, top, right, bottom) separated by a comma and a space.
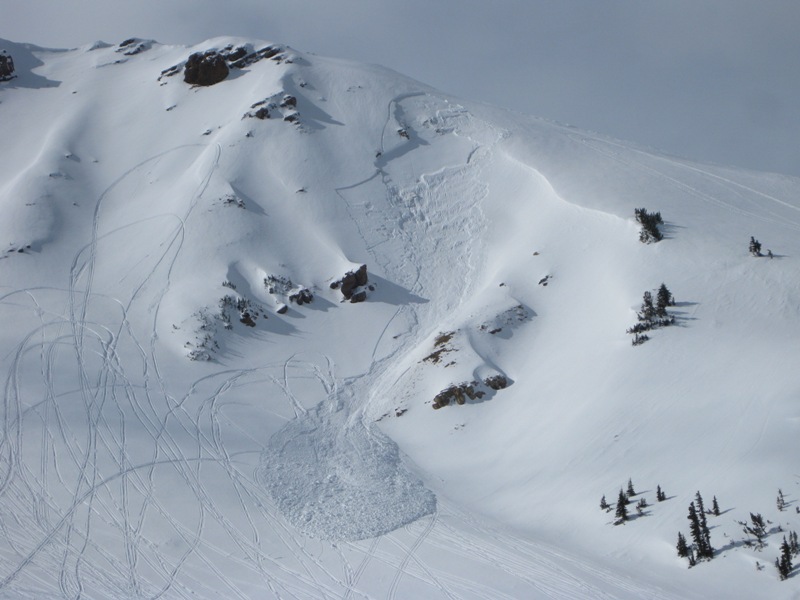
777, 489, 786, 511
749, 236, 762, 256
656, 485, 666, 502
694, 492, 713, 557
788, 530, 799, 556
711, 496, 720, 516
638, 292, 655, 322
739, 513, 768, 549
687, 503, 703, 551
656, 283, 674, 316
627, 478, 636, 497
777, 537, 792, 580
615, 489, 628, 524
635, 208, 664, 243
636, 497, 648, 515
676, 532, 690, 558
694, 491, 706, 515
688, 501, 713, 560
600, 495, 610, 510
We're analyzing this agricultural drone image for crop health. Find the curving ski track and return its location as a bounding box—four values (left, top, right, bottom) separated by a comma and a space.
0, 130, 676, 599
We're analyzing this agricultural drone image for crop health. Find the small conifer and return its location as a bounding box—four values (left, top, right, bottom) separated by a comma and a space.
656, 485, 666, 502
676, 532, 689, 558
615, 489, 628, 524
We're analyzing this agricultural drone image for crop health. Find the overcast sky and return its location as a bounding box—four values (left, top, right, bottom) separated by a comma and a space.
3, 1, 799, 177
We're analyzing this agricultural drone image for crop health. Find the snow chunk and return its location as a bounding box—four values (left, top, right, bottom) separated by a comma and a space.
259, 407, 436, 541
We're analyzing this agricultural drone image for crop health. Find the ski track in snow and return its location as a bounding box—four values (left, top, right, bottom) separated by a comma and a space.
569, 134, 800, 232
0, 69, 702, 599
259, 92, 505, 543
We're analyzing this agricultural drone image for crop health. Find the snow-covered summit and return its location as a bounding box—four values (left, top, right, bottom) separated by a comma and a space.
1, 36, 799, 598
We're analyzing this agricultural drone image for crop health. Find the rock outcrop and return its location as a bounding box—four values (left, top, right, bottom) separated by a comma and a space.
184, 51, 229, 86
117, 38, 152, 56
244, 94, 300, 122
161, 45, 287, 85
432, 382, 483, 409
483, 374, 508, 390
0, 51, 15, 82
288, 287, 313, 305
431, 375, 510, 409
330, 264, 369, 302
228, 45, 283, 69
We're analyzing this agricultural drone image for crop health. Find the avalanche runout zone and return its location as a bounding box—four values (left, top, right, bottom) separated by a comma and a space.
7, 37, 795, 599
258, 95, 498, 541
258, 402, 437, 541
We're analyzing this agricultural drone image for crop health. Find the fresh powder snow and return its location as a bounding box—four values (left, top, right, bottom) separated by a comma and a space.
1, 36, 799, 599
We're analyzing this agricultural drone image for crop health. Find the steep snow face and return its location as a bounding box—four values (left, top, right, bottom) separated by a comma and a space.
1, 36, 800, 599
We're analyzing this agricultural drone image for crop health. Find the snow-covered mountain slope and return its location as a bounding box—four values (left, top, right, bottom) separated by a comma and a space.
1, 36, 799, 599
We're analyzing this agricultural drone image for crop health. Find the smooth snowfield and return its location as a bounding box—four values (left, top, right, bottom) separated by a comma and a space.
1, 37, 799, 599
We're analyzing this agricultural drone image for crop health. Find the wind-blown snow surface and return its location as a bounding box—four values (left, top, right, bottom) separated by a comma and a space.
1, 36, 799, 599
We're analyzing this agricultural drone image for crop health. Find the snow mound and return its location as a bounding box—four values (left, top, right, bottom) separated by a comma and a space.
259, 403, 436, 540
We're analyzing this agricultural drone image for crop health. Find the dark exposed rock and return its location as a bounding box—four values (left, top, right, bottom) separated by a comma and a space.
244, 92, 300, 122
350, 291, 367, 303
220, 45, 248, 62
483, 375, 508, 390
158, 64, 182, 81
276, 303, 288, 315
184, 51, 229, 86
240, 311, 256, 327
116, 38, 151, 56
332, 264, 369, 300
0, 52, 15, 82
162, 44, 285, 86
431, 374, 509, 409
288, 287, 314, 305
229, 46, 282, 69
432, 382, 484, 409
244, 98, 276, 120
221, 194, 245, 208
422, 331, 456, 364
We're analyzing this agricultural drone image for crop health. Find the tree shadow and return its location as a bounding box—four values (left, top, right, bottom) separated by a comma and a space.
658, 222, 685, 240
629, 510, 652, 521
716, 537, 754, 553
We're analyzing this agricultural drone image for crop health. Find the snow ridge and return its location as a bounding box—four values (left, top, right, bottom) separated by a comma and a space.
1, 35, 800, 599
